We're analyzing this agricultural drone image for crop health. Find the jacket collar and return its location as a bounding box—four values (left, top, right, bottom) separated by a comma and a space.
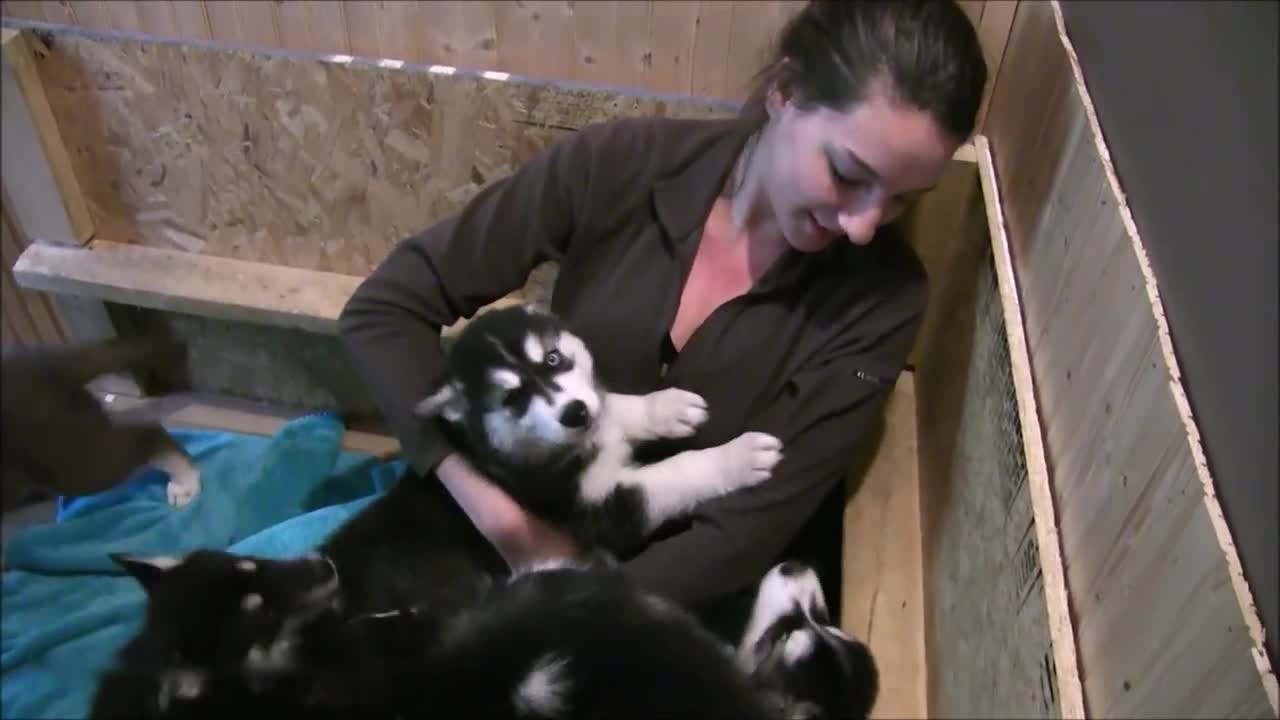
652, 105, 766, 245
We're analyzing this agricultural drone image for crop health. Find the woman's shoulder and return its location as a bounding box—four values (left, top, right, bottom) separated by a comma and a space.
570, 113, 751, 177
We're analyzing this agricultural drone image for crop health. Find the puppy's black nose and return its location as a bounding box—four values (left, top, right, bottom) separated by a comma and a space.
560, 400, 590, 428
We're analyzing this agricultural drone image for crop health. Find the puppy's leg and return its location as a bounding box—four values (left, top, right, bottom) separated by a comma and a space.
146, 431, 201, 508
585, 432, 783, 530
103, 425, 201, 508
605, 389, 708, 442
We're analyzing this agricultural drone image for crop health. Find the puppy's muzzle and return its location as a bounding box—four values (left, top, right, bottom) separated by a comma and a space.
559, 400, 592, 429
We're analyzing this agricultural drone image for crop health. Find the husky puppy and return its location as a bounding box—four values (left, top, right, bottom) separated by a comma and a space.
736, 561, 880, 720
412, 304, 785, 551
87, 550, 369, 720
90, 549, 869, 720
321, 304, 783, 617
1, 336, 201, 509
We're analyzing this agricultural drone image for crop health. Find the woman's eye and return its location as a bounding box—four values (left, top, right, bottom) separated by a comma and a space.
828, 161, 864, 189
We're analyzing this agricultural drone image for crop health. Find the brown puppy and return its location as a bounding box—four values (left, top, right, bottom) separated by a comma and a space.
1, 336, 201, 510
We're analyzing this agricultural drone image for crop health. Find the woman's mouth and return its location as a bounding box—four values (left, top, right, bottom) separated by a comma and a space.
805, 213, 840, 242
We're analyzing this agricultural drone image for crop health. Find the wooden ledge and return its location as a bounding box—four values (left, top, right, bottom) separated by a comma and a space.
13, 240, 359, 334
11, 239, 525, 336
952, 141, 977, 164
100, 390, 401, 459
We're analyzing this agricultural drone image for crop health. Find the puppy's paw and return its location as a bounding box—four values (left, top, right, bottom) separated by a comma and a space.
166, 468, 201, 508
644, 388, 709, 438
720, 432, 783, 488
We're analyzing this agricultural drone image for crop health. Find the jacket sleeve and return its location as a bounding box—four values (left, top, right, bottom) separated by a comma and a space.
620, 279, 927, 609
337, 125, 601, 476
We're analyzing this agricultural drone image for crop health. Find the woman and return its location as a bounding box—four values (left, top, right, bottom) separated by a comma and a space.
338, 0, 988, 619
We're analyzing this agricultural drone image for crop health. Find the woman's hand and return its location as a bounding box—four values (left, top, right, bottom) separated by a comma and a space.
435, 452, 583, 571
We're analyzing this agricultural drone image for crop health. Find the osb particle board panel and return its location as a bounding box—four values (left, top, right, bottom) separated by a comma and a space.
24, 25, 736, 275
983, 1, 1276, 716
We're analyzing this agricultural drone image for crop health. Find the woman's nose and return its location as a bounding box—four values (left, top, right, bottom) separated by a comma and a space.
838, 205, 883, 244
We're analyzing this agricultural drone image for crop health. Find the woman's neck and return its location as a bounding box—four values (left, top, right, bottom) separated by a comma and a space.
723, 129, 790, 279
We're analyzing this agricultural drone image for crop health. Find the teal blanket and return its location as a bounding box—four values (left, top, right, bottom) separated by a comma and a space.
0, 412, 405, 720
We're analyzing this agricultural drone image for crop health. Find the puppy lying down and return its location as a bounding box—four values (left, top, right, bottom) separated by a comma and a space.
89, 550, 878, 720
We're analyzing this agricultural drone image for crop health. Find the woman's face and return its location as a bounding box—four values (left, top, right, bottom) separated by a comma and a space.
760, 83, 961, 251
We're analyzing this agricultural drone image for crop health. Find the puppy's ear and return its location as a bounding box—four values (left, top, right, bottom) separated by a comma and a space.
413, 380, 466, 423
520, 301, 552, 317
110, 552, 182, 592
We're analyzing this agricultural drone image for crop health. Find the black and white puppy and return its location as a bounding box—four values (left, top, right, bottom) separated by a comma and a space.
87, 550, 369, 720
90, 549, 875, 720
88, 549, 780, 720
413, 304, 784, 551
320, 304, 783, 618
736, 561, 880, 720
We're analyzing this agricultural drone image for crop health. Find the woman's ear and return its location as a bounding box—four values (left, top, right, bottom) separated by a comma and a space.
765, 60, 795, 118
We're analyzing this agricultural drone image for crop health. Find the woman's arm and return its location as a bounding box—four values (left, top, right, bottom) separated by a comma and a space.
435, 452, 582, 569
338, 122, 651, 568
338, 125, 599, 478
621, 276, 929, 608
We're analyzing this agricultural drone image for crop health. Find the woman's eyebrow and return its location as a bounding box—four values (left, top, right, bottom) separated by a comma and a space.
835, 145, 941, 194
839, 147, 880, 180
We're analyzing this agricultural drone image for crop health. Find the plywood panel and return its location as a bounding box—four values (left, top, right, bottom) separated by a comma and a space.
1, 29, 93, 245
1, 204, 67, 348
24, 27, 736, 276
983, 1, 1277, 716
2, 2, 1001, 102
841, 373, 927, 719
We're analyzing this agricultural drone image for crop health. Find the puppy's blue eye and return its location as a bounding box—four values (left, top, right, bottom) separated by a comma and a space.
545, 350, 561, 367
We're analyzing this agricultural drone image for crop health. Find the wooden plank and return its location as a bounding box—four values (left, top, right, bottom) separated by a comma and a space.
974, 0, 1018, 133
689, 1, 733, 99
10, 238, 541, 338
570, 0, 619, 86
841, 373, 927, 719
11, 239, 362, 335
983, 1, 1277, 715
100, 391, 401, 459
1045, 2, 1276, 712
976, 134, 1085, 718
724, 0, 780, 103
169, 0, 213, 42
203, 0, 240, 45
230, 0, 280, 51
647, 0, 699, 94
455, 2, 499, 71
1, 204, 66, 345
134, 1, 180, 38
4, 2, 1014, 103
0, 29, 94, 245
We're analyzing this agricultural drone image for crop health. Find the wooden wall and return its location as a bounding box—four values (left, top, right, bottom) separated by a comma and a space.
0, 1, 1013, 108
1, 201, 66, 348
982, 2, 1277, 717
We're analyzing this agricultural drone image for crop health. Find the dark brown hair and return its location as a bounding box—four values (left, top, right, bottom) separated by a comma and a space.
750, 0, 989, 141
